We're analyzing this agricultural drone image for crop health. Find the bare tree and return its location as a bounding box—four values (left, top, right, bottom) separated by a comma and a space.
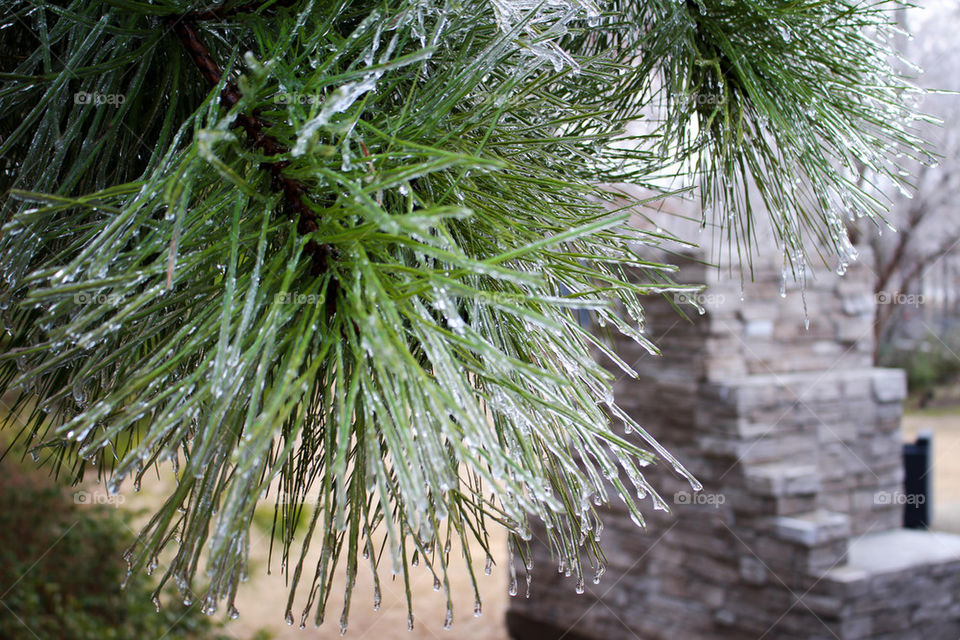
865, 0, 960, 353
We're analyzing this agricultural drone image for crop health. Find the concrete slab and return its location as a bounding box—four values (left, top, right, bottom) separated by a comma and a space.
828, 529, 960, 576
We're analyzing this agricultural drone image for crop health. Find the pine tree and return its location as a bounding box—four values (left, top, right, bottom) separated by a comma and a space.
0, 0, 929, 630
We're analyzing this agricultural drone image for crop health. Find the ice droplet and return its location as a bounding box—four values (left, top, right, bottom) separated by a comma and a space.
594, 565, 605, 584
202, 597, 217, 615
443, 607, 453, 630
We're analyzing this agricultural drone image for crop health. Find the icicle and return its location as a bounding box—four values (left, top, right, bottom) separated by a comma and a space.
593, 565, 605, 584
802, 287, 810, 330
443, 605, 453, 630
202, 595, 217, 616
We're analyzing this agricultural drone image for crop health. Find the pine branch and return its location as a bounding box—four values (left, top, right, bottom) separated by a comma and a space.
168, 17, 332, 277
0, 0, 933, 630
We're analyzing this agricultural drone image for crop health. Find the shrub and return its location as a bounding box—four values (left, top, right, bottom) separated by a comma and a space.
0, 460, 230, 640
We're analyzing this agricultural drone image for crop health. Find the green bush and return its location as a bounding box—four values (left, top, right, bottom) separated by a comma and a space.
0, 461, 230, 640
879, 333, 960, 401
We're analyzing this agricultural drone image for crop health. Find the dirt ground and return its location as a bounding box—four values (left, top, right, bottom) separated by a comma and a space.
225, 520, 510, 640
110, 471, 510, 640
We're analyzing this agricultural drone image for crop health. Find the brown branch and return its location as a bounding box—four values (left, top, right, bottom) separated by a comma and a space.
899, 232, 960, 298
875, 229, 960, 348
168, 18, 332, 277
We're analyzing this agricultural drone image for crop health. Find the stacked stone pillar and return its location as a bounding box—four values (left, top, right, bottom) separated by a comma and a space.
507, 250, 960, 640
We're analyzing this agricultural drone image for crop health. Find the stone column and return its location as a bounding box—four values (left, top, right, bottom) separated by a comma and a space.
507, 249, 960, 640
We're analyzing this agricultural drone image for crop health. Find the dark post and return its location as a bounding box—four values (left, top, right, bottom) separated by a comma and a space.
903, 430, 932, 529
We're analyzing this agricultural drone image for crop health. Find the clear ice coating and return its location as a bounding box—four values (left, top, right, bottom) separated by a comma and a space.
488, 0, 599, 72
443, 606, 453, 630
291, 10, 434, 157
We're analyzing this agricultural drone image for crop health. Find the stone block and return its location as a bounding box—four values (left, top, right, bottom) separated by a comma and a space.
872, 368, 907, 403
743, 463, 820, 497
738, 555, 768, 585
768, 510, 851, 547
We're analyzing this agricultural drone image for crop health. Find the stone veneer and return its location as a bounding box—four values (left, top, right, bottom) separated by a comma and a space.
506, 250, 960, 639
